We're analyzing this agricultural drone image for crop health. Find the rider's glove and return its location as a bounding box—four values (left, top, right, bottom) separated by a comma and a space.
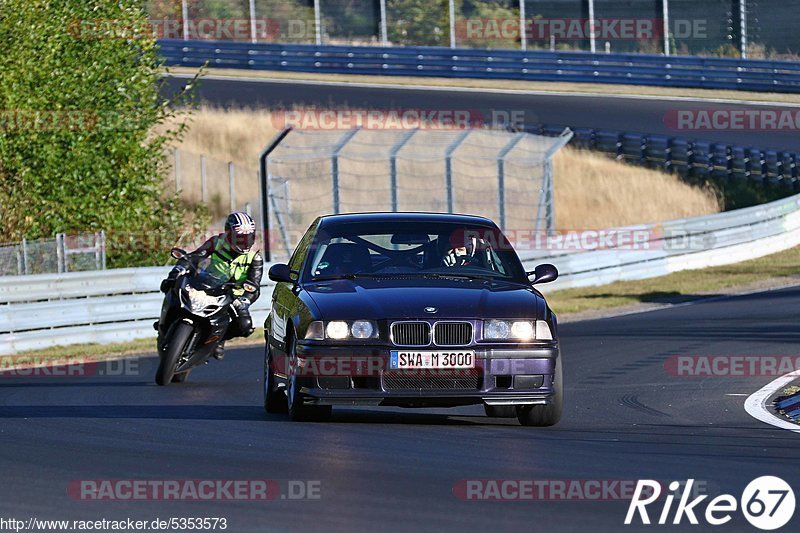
233, 297, 251, 311
159, 278, 173, 293
160, 266, 188, 293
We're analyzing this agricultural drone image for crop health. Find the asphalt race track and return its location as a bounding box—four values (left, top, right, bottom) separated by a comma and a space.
162, 75, 800, 152
2, 286, 799, 531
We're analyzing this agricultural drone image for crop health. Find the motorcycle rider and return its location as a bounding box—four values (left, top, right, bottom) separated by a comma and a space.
160, 212, 264, 360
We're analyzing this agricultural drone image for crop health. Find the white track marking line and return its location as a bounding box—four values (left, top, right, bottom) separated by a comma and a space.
744, 369, 800, 433
166, 73, 800, 108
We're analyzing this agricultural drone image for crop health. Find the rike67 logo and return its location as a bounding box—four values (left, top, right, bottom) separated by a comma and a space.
625, 477, 795, 530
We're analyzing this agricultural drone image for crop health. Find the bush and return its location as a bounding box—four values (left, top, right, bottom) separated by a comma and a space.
0, 0, 198, 267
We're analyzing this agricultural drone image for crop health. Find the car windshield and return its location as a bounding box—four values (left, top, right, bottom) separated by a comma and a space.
304, 220, 527, 283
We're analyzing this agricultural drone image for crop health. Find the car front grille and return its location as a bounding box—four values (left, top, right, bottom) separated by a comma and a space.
433, 322, 473, 346
391, 321, 431, 346
383, 369, 482, 390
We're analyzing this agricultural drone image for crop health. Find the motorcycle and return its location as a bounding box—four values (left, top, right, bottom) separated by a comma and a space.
154, 247, 256, 385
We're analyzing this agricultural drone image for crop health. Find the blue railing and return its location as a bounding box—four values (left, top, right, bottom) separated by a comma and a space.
525, 123, 800, 189
158, 39, 800, 94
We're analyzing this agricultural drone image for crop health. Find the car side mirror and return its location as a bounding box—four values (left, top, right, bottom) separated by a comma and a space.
268, 263, 295, 283
527, 263, 558, 285
171, 247, 187, 260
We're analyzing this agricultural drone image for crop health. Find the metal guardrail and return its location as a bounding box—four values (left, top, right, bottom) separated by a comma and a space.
2, 191, 800, 355
158, 39, 800, 94
525, 124, 800, 188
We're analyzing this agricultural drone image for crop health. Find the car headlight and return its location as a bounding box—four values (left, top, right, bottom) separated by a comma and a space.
308, 320, 379, 340
484, 319, 552, 341
326, 321, 350, 340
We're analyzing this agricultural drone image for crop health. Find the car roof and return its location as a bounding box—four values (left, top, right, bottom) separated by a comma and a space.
316, 212, 497, 229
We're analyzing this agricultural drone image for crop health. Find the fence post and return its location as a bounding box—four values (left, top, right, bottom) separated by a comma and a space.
259, 127, 293, 262
497, 133, 526, 230
379, 0, 388, 44
662, 0, 671, 56
331, 128, 359, 215
739, 0, 748, 58
314, 0, 322, 45
228, 162, 236, 212
200, 154, 207, 203
448, 0, 456, 48
389, 129, 417, 212
444, 130, 471, 213
174, 148, 181, 192
181, 0, 189, 40
100, 230, 107, 270
16, 248, 22, 276
22, 238, 29, 275
587, 0, 596, 53
249, 0, 257, 44
519, 0, 527, 51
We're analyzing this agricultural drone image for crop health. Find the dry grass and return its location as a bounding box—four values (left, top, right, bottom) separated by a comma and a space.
164, 107, 720, 230
553, 148, 720, 228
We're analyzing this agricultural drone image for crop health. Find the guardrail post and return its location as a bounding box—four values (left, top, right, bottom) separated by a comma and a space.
331, 128, 359, 215
389, 129, 417, 212
444, 130, 471, 213
22, 238, 29, 275
56, 233, 65, 274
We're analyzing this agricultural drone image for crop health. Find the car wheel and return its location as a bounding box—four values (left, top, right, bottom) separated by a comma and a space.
264, 344, 287, 414
286, 333, 331, 422
484, 404, 517, 418
516, 356, 563, 427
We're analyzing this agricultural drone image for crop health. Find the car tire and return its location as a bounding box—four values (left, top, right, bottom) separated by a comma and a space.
484, 404, 517, 418
264, 344, 287, 414
285, 333, 332, 422
516, 356, 563, 427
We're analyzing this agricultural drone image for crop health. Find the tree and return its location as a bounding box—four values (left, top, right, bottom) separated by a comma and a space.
0, 0, 197, 267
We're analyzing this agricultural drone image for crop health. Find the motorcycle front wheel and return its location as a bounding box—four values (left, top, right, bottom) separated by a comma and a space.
155, 322, 194, 386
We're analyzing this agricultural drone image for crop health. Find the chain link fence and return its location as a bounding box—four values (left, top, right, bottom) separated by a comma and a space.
0, 232, 106, 276
263, 127, 572, 261
149, 1, 799, 58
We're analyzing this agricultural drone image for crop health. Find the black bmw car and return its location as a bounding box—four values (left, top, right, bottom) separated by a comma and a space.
263, 213, 562, 426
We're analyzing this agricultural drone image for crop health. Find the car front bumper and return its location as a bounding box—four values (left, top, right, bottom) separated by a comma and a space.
289, 343, 560, 408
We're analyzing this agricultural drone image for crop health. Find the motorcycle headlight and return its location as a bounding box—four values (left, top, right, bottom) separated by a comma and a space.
186, 287, 222, 312
484, 320, 551, 341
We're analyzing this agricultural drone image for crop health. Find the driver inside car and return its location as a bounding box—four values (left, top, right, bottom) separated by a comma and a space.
442, 229, 492, 268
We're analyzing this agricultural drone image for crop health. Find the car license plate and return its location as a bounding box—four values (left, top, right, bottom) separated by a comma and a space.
389, 350, 475, 369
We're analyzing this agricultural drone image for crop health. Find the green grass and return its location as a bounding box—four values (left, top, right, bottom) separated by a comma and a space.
546, 245, 800, 315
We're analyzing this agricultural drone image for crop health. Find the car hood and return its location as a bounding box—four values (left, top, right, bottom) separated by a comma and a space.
303, 277, 545, 320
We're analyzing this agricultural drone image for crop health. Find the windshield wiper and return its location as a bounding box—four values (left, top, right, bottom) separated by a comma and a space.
310, 273, 378, 281
420, 272, 499, 281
